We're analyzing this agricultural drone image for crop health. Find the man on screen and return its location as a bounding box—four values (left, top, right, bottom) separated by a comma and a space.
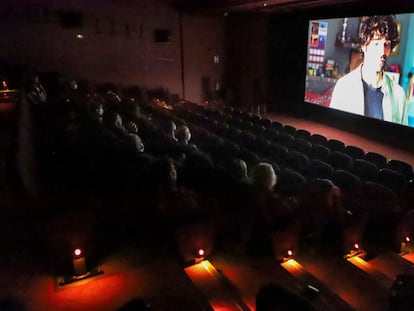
330, 15, 408, 125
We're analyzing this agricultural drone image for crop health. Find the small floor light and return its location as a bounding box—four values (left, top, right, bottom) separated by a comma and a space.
282, 249, 294, 263
194, 248, 205, 264
345, 242, 365, 259
401, 236, 411, 254
58, 247, 104, 286
73, 248, 87, 277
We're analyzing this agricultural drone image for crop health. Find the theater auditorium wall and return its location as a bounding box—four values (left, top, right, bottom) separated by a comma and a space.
0, 0, 224, 104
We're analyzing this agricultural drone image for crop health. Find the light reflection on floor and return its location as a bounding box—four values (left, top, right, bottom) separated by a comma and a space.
402, 251, 414, 264
280, 259, 305, 277
185, 260, 251, 311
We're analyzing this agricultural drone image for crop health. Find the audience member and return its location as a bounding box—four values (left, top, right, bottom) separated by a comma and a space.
126, 121, 139, 135
153, 157, 203, 227
299, 178, 344, 254
246, 163, 297, 256
160, 120, 178, 142
127, 133, 145, 153
175, 125, 198, 156
103, 110, 128, 140
177, 150, 216, 194
26, 75, 47, 105
175, 125, 191, 145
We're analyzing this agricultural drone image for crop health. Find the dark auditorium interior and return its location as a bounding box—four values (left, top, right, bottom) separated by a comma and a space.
1, 0, 414, 310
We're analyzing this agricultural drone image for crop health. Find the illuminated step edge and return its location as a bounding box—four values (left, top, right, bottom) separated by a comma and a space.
185, 260, 251, 311
402, 251, 414, 265
57, 268, 104, 287
347, 256, 393, 289
281, 259, 356, 311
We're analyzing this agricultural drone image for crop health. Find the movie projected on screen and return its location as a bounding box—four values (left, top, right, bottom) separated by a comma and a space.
304, 14, 414, 127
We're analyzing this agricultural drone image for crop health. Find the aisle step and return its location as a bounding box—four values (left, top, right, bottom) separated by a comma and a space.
185, 260, 251, 311
281, 259, 356, 311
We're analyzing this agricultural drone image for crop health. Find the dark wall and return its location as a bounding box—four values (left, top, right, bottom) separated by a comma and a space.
0, 0, 225, 104
269, 11, 308, 114
223, 13, 271, 110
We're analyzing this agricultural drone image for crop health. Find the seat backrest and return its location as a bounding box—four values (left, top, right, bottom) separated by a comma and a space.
276, 168, 307, 197
333, 169, 362, 189
353, 159, 379, 183
388, 159, 413, 180
263, 128, 280, 142
286, 150, 311, 174
311, 133, 328, 146
283, 125, 297, 136
327, 139, 346, 153
270, 120, 283, 131
309, 144, 332, 162
270, 143, 289, 165
278, 132, 295, 149
365, 152, 388, 169
379, 168, 408, 192
295, 129, 311, 140
259, 118, 272, 126
330, 151, 353, 170
345, 145, 365, 160
292, 138, 312, 154
307, 159, 334, 179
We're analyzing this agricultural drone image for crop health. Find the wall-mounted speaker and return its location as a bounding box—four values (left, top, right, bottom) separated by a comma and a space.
58, 11, 83, 28
154, 29, 171, 43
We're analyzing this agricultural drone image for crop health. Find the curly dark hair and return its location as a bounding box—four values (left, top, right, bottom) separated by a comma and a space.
359, 15, 399, 49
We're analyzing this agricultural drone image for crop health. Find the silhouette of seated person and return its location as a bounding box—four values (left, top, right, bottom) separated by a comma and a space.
152, 157, 202, 228
125, 120, 139, 135
213, 158, 251, 251
103, 110, 128, 142
175, 124, 198, 154
160, 120, 178, 142
126, 133, 145, 153
78, 100, 113, 152
177, 149, 216, 195
246, 163, 296, 257
175, 125, 191, 145
104, 89, 122, 112
148, 120, 184, 159
115, 132, 155, 189
299, 178, 344, 254
120, 96, 145, 121
215, 157, 250, 201
91, 101, 105, 125
26, 75, 47, 105
125, 120, 155, 149
131, 112, 156, 142
59, 78, 83, 108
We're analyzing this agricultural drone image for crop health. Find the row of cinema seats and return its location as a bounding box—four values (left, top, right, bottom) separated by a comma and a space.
19, 72, 414, 310
175, 103, 413, 194
24, 71, 414, 255
173, 102, 414, 253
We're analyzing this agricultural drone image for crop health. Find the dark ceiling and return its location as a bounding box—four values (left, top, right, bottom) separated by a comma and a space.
163, 0, 414, 16
164, 0, 362, 14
